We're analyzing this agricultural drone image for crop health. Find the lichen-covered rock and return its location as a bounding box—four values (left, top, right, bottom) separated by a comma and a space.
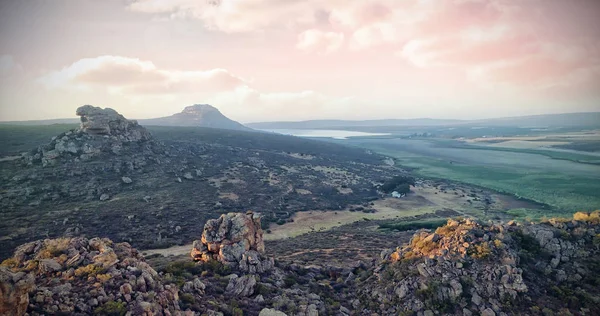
359, 214, 600, 315
191, 212, 273, 273
1, 237, 181, 316
0, 266, 34, 316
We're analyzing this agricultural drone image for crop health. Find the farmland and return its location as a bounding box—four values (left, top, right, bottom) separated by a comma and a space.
343, 137, 600, 214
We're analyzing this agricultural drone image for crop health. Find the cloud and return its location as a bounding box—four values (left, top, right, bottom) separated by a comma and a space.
0, 55, 23, 76
297, 29, 344, 53
127, 0, 600, 96
37, 55, 246, 95
128, 0, 320, 33
206, 85, 360, 121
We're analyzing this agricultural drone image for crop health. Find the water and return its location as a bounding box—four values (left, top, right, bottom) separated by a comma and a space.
261, 129, 390, 139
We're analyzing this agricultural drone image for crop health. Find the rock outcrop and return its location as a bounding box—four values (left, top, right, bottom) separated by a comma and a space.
2, 212, 599, 315
191, 212, 274, 273
25, 105, 154, 167
0, 266, 34, 316
1, 237, 180, 315
76, 105, 151, 141
360, 213, 600, 315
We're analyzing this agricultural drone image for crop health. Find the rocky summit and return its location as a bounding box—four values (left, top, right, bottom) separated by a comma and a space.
25, 105, 155, 167
1, 211, 599, 315
139, 104, 252, 131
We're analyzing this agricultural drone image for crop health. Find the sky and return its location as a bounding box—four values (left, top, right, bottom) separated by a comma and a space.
0, 0, 599, 123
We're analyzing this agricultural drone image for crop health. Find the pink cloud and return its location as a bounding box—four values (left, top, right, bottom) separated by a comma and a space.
297, 29, 344, 53
128, 0, 600, 97
38, 56, 246, 95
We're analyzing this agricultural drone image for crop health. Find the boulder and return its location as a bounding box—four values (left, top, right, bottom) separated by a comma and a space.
191, 212, 273, 273
226, 274, 256, 297
76, 105, 151, 141
0, 266, 35, 316
259, 308, 288, 316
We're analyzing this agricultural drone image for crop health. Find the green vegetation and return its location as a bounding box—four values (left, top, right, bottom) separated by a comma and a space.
347, 138, 600, 215
379, 219, 447, 232
93, 300, 127, 316
0, 124, 78, 156
379, 175, 415, 194
468, 242, 491, 259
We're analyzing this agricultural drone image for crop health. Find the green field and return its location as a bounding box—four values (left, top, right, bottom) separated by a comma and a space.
344, 138, 600, 215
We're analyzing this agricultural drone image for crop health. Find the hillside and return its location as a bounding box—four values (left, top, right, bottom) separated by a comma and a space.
2, 211, 598, 315
0, 105, 397, 259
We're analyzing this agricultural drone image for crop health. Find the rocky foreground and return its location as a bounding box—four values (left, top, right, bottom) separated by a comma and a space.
1, 211, 599, 316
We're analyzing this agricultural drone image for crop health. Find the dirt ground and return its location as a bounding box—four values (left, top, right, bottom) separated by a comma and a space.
143, 180, 539, 259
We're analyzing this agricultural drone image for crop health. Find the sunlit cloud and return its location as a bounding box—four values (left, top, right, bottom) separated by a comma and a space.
297, 29, 344, 54
37, 56, 247, 95
127, 0, 600, 96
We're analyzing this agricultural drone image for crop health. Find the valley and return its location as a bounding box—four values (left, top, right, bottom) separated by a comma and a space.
1, 106, 599, 316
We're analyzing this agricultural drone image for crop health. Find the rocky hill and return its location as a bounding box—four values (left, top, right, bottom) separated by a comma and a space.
1, 211, 599, 315
0, 105, 396, 259
139, 104, 252, 131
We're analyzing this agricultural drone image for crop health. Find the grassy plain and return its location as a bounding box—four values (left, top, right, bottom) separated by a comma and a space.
345, 137, 600, 214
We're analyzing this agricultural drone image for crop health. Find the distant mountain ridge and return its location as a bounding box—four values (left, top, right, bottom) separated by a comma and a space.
248, 112, 600, 129
0, 104, 253, 132
3, 111, 599, 129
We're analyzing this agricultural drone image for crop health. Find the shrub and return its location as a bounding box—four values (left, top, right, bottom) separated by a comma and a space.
93, 300, 127, 316
573, 211, 600, 223
1, 258, 18, 268
380, 175, 415, 194
96, 273, 112, 283
75, 264, 104, 278
283, 276, 297, 287
380, 219, 447, 232
180, 293, 195, 305
469, 242, 491, 259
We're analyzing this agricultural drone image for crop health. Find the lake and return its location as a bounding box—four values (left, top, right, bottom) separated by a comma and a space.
260, 129, 390, 139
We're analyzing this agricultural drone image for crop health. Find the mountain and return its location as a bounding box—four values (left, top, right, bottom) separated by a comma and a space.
247, 112, 600, 130
0, 104, 252, 132
470, 112, 600, 128
138, 104, 253, 131
247, 118, 465, 129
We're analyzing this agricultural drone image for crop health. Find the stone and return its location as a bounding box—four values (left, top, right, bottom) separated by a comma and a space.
76, 105, 151, 141
482, 308, 496, 316
0, 266, 35, 316
259, 308, 288, 316
183, 172, 193, 180
225, 275, 256, 297
99, 194, 110, 201
471, 293, 482, 306
121, 177, 132, 184
39, 259, 62, 273
191, 212, 272, 272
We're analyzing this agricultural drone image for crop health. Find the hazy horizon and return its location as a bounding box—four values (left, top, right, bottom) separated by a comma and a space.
1, 0, 599, 123
2, 108, 600, 125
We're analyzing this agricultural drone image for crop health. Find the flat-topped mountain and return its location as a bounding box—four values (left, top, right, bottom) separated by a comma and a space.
139, 104, 252, 131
